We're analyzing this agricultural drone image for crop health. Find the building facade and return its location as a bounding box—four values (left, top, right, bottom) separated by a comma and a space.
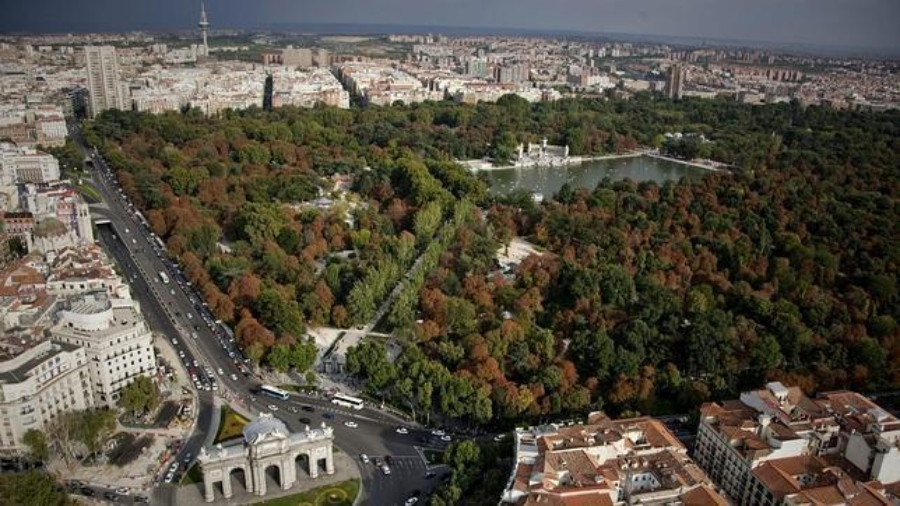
0, 337, 93, 454
84, 46, 126, 118
50, 292, 156, 408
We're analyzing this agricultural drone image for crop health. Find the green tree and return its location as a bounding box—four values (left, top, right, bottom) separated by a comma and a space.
22, 429, 49, 462
76, 409, 117, 461
0, 471, 70, 506
345, 340, 396, 392
442, 440, 481, 475
118, 376, 161, 417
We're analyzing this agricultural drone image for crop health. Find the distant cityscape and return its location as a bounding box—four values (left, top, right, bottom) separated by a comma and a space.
0, 2, 897, 135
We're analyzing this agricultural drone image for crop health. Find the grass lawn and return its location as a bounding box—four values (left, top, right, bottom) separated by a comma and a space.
76, 182, 103, 202
215, 406, 249, 444
252, 479, 359, 506
181, 463, 203, 485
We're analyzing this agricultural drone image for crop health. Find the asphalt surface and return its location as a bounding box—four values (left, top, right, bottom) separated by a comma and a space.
72, 127, 451, 506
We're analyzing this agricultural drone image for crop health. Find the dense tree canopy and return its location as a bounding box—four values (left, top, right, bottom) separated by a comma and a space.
86, 96, 899, 424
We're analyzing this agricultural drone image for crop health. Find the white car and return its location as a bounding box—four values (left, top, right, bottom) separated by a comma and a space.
441, 435, 452, 442
360, 454, 369, 464
268, 404, 278, 412
405, 498, 419, 506
115, 487, 130, 495
381, 464, 391, 475
431, 429, 445, 436
168, 462, 179, 473
217, 368, 224, 376
395, 427, 409, 435
344, 421, 359, 428
494, 434, 507, 442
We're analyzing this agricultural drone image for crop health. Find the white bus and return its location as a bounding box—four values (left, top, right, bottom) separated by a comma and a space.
331, 393, 364, 410
159, 271, 170, 284
259, 385, 290, 401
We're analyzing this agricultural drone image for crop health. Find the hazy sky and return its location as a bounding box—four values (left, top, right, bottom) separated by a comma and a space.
2, 0, 898, 51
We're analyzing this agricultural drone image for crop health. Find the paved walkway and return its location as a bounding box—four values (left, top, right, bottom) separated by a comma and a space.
170, 450, 360, 505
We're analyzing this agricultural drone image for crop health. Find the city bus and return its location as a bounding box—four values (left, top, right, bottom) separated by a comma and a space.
331, 393, 364, 410
159, 271, 170, 284
259, 385, 290, 401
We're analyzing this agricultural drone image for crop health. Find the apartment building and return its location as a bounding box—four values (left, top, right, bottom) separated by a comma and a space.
0, 143, 61, 186
694, 382, 900, 504
501, 413, 728, 505
0, 335, 93, 455
50, 292, 156, 408
84, 45, 127, 117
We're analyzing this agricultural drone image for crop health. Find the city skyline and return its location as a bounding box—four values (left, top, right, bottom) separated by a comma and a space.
1, 0, 898, 54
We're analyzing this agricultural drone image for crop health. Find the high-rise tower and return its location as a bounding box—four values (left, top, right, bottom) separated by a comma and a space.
84, 46, 126, 118
198, 0, 210, 57
666, 63, 684, 100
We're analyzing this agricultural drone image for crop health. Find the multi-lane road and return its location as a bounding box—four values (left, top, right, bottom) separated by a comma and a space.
72, 128, 451, 505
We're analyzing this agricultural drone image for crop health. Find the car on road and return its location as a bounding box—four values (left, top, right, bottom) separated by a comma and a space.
384, 455, 394, 465
395, 427, 409, 434
135, 496, 149, 504
344, 421, 358, 428
80, 487, 95, 497
103, 491, 119, 502
431, 429, 445, 436
268, 404, 279, 412
360, 454, 369, 464
441, 435, 452, 442
323, 413, 334, 420
301, 405, 314, 412
405, 498, 419, 506
381, 464, 391, 475
164, 471, 175, 483
217, 368, 224, 376
115, 487, 129, 495
424, 471, 436, 479
299, 417, 311, 425
230, 373, 238, 381
183, 452, 193, 463
493, 433, 507, 442
169, 462, 179, 473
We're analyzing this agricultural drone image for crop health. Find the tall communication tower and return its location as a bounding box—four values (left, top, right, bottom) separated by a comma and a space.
198, 0, 210, 57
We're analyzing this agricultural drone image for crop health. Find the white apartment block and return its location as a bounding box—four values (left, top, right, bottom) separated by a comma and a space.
84, 45, 127, 117
0, 337, 93, 455
500, 413, 728, 505
50, 292, 156, 408
45, 245, 131, 300
694, 382, 900, 504
20, 181, 94, 251
270, 67, 350, 109
0, 143, 61, 186
337, 63, 442, 106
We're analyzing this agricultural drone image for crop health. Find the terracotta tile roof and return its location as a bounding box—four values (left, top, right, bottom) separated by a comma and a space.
680, 484, 730, 506
752, 460, 803, 498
